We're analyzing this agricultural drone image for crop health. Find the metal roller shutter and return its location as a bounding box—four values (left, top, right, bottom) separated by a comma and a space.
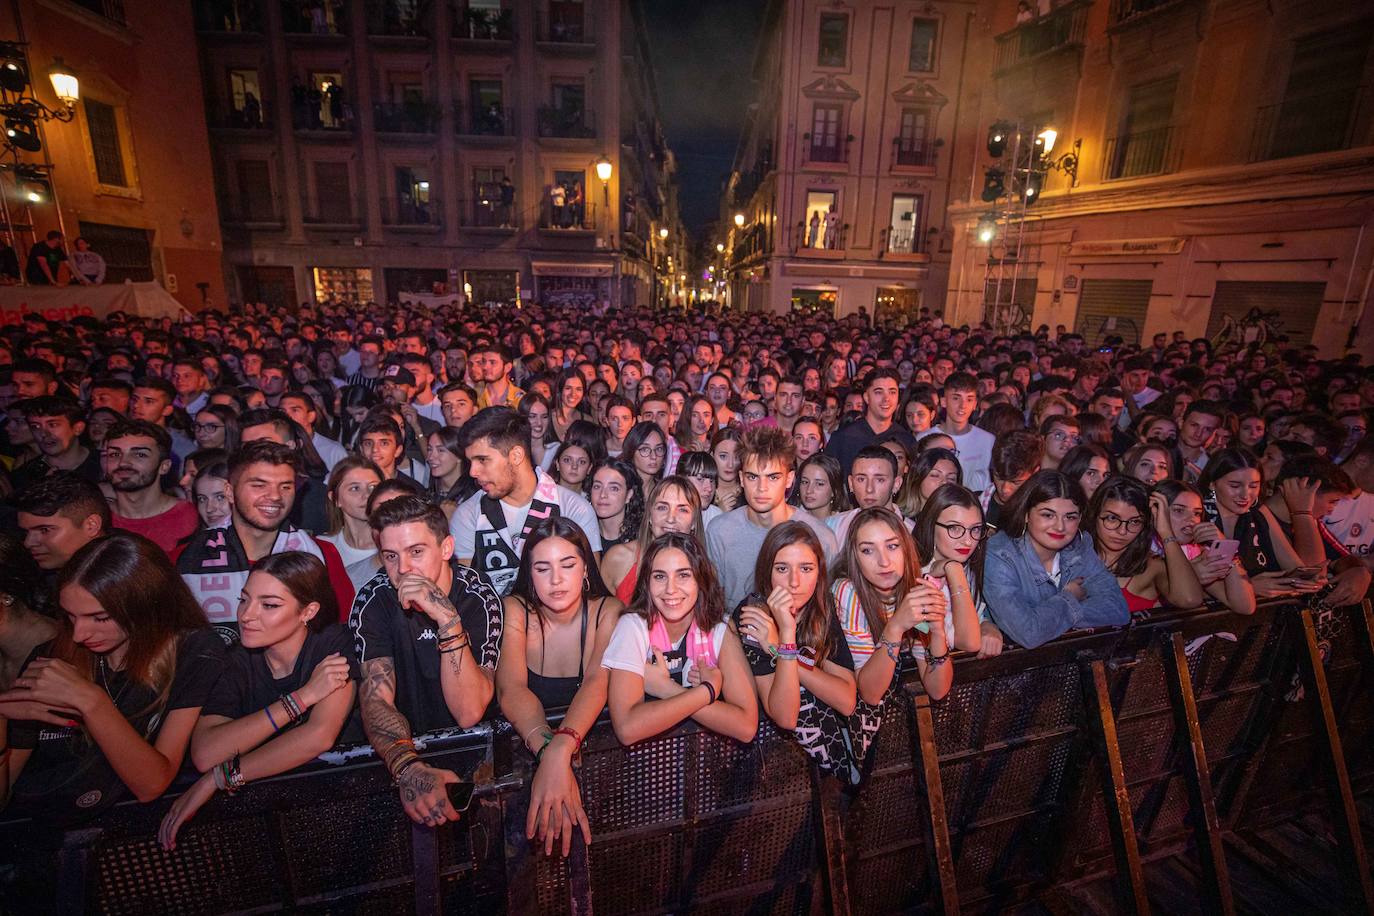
1204, 281, 1324, 347
1075, 278, 1151, 346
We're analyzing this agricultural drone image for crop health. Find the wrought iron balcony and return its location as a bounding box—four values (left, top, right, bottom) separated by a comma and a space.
894, 142, 938, 168
381, 196, 441, 227
373, 101, 440, 134
281, 0, 348, 35
458, 103, 515, 137
1101, 124, 1180, 180
993, 0, 1091, 74
366, 0, 431, 37
453, 6, 513, 41
537, 105, 596, 139
1249, 86, 1365, 162
805, 136, 849, 164
196, 0, 262, 32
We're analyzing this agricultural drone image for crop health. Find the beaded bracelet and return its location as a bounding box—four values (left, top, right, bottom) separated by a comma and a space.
279, 692, 303, 724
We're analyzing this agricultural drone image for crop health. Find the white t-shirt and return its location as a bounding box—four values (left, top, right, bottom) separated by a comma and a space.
600, 613, 728, 687
414, 397, 445, 426
449, 469, 601, 593
1325, 491, 1374, 559
934, 425, 995, 493
313, 433, 349, 473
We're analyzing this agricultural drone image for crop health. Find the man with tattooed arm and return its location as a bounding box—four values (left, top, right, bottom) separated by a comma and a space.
349, 496, 504, 827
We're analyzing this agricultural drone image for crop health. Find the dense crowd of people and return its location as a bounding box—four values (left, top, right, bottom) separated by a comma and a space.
0, 297, 1368, 864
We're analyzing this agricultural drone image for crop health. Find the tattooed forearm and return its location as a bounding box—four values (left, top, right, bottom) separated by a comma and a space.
359, 657, 417, 775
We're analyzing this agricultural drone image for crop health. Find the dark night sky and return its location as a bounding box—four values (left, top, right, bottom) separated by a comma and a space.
642, 0, 766, 239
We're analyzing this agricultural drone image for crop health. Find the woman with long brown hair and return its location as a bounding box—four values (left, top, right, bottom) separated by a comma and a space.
735, 522, 858, 781
830, 507, 951, 760
159, 551, 357, 849
0, 532, 225, 823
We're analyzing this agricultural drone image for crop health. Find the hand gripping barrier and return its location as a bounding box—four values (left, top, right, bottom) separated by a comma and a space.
2, 599, 1372, 914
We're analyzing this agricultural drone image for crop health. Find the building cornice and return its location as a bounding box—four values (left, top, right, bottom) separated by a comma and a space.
949, 148, 1374, 222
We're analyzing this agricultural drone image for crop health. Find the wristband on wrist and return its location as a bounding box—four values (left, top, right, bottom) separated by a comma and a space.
880, 638, 903, 663
1290, 510, 1313, 517
775, 643, 800, 661
552, 726, 584, 766
393, 754, 423, 781
1161, 535, 1179, 545
264, 704, 281, 732
700, 681, 717, 705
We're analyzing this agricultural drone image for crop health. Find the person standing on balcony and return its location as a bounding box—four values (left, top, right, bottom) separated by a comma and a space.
500, 177, 515, 228
550, 183, 566, 228
807, 211, 821, 248
824, 205, 840, 249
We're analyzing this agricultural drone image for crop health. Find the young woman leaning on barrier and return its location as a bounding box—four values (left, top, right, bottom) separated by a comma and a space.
1198, 448, 1324, 600
831, 507, 951, 761
0, 532, 226, 823
602, 533, 757, 745
1084, 477, 1205, 615
982, 471, 1130, 650
497, 518, 621, 857
913, 484, 1003, 657
734, 522, 858, 781
158, 552, 358, 849
1150, 479, 1256, 616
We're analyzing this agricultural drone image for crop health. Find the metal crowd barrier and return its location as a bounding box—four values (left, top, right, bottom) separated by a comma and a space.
2, 598, 1372, 915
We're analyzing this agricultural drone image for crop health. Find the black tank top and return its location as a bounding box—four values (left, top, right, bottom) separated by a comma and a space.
525, 598, 603, 711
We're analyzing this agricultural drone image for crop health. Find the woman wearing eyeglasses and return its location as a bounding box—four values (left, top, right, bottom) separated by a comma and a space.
622, 422, 668, 491
1084, 477, 1204, 614
193, 405, 240, 454
913, 484, 1002, 657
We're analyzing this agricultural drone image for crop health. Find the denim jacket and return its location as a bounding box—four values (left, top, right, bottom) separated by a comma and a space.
983, 530, 1130, 649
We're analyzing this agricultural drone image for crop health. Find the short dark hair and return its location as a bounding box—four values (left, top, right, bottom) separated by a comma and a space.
944, 371, 978, 394
368, 493, 449, 544
863, 368, 901, 392
105, 417, 173, 462
12, 357, 56, 381
14, 472, 110, 530
460, 406, 531, 457
991, 430, 1043, 481
229, 439, 301, 482
134, 376, 177, 403
1275, 456, 1355, 495
851, 444, 898, 476
1184, 399, 1226, 422
357, 414, 403, 445
20, 395, 84, 424
238, 407, 294, 441
89, 376, 133, 396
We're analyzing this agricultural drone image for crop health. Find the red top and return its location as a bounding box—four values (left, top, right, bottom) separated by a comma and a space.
113, 500, 200, 557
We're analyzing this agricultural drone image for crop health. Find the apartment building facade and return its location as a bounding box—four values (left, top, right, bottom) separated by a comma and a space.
944, 0, 1374, 357
721, 0, 980, 325
197, 0, 683, 310
0, 0, 227, 310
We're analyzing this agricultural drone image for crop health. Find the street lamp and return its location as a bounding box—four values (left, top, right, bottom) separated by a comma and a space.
715, 242, 724, 253
976, 214, 998, 244
658, 227, 668, 240
733, 212, 745, 228
47, 59, 79, 106
1036, 128, 1057, 155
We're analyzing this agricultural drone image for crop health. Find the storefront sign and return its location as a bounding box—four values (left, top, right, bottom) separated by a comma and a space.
1068, 238, 1185, 257
530, 262, 613, 278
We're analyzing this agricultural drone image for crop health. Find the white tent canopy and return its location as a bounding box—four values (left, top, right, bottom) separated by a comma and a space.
0, 280, 190, 327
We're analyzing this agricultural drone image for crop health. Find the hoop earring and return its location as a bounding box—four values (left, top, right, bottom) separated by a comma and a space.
583, 575, 591, 592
